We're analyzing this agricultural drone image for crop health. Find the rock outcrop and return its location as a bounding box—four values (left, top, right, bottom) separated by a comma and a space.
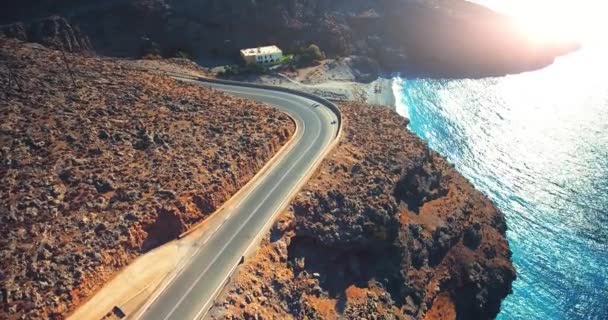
0, 15, 92, 53
212, 102, 515, 320
0, 38, 294, 319
1, 0, 579, 77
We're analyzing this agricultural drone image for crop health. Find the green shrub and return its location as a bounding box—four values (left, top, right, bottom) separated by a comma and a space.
218, 64, 240, 77
305, 44, 325, 60
280, 54, 295, 65
218, 63, 270, 77
295, 44, 326, 67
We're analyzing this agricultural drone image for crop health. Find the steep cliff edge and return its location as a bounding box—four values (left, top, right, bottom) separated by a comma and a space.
211, 102, 515, 319
0, 38, 294, 319
1, 0, 579, 78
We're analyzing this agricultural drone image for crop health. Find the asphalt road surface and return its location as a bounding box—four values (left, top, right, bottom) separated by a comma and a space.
136, 79, 339, 320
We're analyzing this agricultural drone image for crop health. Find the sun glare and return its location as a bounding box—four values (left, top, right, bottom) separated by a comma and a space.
474, 0, 608, 48
513, 10, 578, 44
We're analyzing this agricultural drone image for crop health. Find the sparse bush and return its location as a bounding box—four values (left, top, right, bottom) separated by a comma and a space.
218, 64, 240, 77
246, 63, 266, 74
139, 36, 161, 58
217, 62, 270, 78
142, 53, 162, 60
176, 50, 192, 60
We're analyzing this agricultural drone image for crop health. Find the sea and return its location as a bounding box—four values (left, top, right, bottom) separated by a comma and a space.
392, 1, 608, 319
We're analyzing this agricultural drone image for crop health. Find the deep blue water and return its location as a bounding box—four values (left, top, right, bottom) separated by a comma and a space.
393, 47, 608, 319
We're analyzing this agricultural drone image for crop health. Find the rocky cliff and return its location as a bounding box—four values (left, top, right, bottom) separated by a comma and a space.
211, 102, 515, 319
0, 38, 294, 319
1, 0, 579, 78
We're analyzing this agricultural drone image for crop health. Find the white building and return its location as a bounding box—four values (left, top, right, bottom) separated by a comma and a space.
240, 45, 283, 65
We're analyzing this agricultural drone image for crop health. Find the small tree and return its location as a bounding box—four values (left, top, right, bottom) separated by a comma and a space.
305, 44, 325, 60
296, 44, 326, 67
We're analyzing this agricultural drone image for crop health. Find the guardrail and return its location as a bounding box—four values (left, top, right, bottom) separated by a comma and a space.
131, 67, 343, 139
194, 77, 343, 139
126, 69, 344, 320
187, 76, 344, 320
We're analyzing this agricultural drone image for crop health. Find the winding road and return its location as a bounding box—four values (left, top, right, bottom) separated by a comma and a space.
134, 78, 341, 320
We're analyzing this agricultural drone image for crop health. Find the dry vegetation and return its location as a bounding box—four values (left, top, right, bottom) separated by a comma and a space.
212, 102, 514, 320
0, 38, 294, 319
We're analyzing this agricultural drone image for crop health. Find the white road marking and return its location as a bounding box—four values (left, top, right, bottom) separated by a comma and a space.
158, 87, 325, 320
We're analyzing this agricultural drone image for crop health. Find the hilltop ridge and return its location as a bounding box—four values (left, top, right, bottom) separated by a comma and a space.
1, 0, 579, 78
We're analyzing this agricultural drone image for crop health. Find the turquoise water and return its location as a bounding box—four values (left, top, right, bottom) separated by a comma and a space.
394, 46, 608, 319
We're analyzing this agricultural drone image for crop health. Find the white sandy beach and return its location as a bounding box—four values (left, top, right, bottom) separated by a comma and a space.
252, 59, 397, 108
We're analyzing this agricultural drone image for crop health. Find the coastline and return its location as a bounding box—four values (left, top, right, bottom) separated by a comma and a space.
391, 76, 409, 119
247, 59, 398, 109
125, 56, 399, 111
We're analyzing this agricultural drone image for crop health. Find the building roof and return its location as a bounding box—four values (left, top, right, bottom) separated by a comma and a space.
240, 45, 282, 56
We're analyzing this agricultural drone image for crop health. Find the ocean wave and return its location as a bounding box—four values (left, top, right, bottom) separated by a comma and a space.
391, 76, 409, 120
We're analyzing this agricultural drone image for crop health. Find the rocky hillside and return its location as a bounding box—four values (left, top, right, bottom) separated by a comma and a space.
0, 15, 92, 53
211, 102, 515, 320
1, 0, 579, 78
0, 38, 294, 319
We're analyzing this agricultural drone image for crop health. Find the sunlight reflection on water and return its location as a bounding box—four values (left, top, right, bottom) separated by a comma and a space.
396, 46, 608, 319
468, 0, 608, 49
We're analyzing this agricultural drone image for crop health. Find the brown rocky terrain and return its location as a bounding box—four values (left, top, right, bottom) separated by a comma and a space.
1, 0, 579, 78
0, 38, 294, 319
211, 102, 515, 320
